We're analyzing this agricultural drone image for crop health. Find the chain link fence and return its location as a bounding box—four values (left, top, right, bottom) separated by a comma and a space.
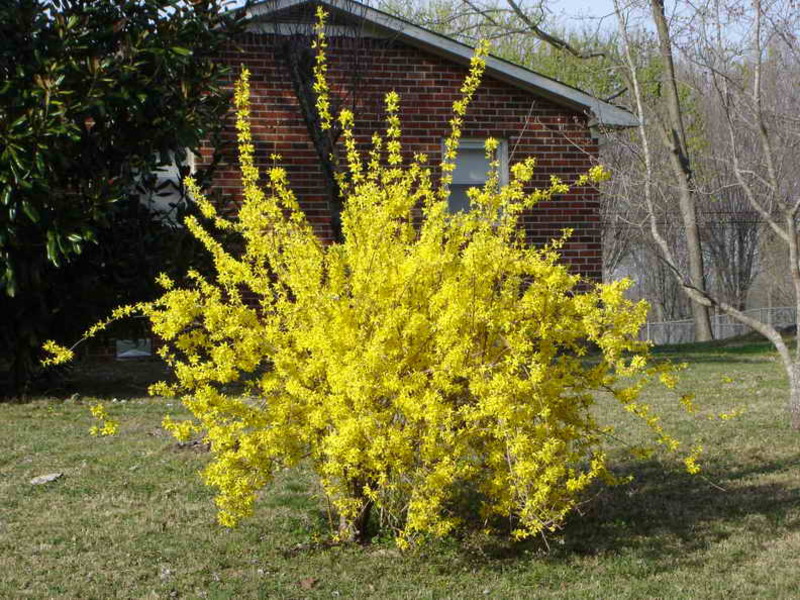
640, 307, 797, 345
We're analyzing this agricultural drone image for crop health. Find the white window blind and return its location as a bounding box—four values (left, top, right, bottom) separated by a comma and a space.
148, 150, 196, 213
446, 139, 508, 213
135, 150, 196, 225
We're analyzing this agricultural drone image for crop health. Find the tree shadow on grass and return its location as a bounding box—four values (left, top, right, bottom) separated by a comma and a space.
566, 458, 797, 551
38, 359, 173, 400
460, 454, 800, 571
662, 355, 778, 365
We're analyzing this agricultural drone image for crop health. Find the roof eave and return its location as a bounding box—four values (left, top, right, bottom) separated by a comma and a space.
245, 0, 639, 128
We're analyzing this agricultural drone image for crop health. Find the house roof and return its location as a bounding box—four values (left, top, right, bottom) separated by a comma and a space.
240, 0, 638, 128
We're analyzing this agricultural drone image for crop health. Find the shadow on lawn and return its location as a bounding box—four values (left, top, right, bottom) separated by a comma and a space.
462, 454, 800, 570
565, 457, 797, 552
651, 339, 789, 364
38, 359, 172, 400
658, 354, 779, 365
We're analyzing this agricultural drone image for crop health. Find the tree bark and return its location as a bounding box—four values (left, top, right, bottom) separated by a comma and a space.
338, 498, 373, 543
787, 363, 800, 430
649, 0, 714, 341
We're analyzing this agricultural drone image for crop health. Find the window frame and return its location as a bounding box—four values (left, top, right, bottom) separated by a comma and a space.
443, 138, 509, 213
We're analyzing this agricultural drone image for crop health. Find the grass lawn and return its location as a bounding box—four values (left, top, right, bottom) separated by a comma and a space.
2, 348, 799, 599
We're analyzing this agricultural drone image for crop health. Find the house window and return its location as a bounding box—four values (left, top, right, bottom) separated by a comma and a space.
446, 139, 508, 213
137, 150, 196, 224
115, 338, 153, 360
148, 150, 196, 210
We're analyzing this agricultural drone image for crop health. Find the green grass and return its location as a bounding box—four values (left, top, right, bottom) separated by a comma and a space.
652, 329, 793, 358
2, 351, 800, 599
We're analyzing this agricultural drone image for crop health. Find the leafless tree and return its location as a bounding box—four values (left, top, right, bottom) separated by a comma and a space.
643, 0, 715, 341
697, 159, 763, 311
616, 0, 800, 427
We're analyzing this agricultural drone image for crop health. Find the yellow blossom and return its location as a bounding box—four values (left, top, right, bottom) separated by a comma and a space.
40, 10, 699, 547
88, 403, 119, 437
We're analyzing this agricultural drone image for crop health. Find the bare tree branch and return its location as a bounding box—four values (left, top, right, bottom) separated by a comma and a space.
504, 0, 606, 59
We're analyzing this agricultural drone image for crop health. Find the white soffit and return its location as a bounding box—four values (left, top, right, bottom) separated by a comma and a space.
244, 0, 638, 128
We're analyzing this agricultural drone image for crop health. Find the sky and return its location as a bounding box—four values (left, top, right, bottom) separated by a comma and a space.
544, 0, 622, 34
228, 0, 684, 34
548, 0, 618, 21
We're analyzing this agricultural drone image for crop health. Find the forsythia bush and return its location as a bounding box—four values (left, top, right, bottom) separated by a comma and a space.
46, 10, 696, 547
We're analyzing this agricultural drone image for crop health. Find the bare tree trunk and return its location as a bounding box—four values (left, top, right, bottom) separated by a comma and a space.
649, 0, 713, 341
787, 363, 800, 430
337, 495, 373, 543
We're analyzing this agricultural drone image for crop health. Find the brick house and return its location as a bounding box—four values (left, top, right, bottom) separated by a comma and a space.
201, 0, 636, 282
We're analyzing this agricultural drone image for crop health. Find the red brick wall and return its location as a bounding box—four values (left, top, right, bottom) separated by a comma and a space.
206, 34, 602, 281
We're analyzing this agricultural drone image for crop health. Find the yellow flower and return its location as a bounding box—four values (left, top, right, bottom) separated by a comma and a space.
88, 403, 119, 437
41, 340, 74, 366
42, 9, 696, 546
